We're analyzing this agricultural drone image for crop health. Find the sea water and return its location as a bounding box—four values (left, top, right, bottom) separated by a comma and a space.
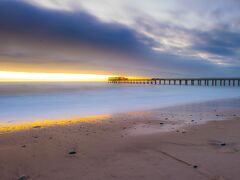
0, 82, 240, 123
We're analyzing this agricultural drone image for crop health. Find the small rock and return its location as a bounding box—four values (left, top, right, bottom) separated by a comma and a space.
18, 175, 29, 180
33, 126, 41, 129
21, 145, 26, 148
160, 123, 164, 125
182, 131, 186, 134
165, 118, 168, 120
220, 143, 226, 146
193, 165, 198, 169
191, 120, 195, 122
68, 151, 77, 155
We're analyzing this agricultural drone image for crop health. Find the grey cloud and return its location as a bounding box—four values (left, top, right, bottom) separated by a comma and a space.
0, 0, 240, 77
0, 1, 154, 54
192, 30, 240, 57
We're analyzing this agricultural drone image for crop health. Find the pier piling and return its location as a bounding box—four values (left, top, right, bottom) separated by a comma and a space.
108, 77, 240, 87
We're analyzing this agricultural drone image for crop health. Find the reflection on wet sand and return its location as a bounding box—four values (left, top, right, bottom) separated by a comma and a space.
0, 115, 110, 133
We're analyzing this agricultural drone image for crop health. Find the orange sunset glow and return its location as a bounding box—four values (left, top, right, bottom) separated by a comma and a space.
0, 71, 112, 82
0, 71, 148, 82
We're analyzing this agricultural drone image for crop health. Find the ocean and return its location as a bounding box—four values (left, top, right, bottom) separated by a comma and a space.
0, 82, 240, 124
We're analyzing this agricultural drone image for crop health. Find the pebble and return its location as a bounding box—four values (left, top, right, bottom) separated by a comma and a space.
18, 175, 29, 180
193, 165, 198, 169
68, 150, 77, 155
160, 123, 164, 125
33, 126, 41, 129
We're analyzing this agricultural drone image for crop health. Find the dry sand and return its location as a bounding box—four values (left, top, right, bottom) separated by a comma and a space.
0, 99, 240, 180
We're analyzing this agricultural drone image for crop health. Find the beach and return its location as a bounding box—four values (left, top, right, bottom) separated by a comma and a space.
1, 1, 240, 179
1, 98, 240, 180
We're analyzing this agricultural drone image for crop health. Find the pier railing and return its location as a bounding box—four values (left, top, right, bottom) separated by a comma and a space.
108, 78, 240, 86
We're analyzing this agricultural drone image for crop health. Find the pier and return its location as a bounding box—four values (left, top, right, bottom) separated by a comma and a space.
108, 77, 240, 86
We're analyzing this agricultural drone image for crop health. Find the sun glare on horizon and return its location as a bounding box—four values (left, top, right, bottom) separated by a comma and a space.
0, 71, 112, 82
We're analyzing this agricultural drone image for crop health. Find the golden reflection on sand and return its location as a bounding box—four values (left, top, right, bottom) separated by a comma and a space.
0, 115, 110, 133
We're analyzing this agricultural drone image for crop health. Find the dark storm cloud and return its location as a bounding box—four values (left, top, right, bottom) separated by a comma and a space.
0, 1, 154, 54
193, 29, 240, 57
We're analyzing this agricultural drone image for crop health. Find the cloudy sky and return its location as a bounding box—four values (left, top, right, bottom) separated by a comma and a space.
0, 0, 240, 77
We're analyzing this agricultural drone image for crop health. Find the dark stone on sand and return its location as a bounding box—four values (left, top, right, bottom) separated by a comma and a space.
216, 114, 220, 116
33, 136, 38, 139
68, 151, 77, 155
165, 118, 168, 120
221, 143, 226, 146
18, 175, 29, 180
160, 123, 164, 125
33, 126, 41, 128
21, 145, 26, 148
193, 165, 198, 169
191, 120, 194, 122
182, 131, 186, 134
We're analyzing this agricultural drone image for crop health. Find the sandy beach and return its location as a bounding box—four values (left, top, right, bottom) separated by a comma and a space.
1, 0, 240, 179
0, 99, 240, 180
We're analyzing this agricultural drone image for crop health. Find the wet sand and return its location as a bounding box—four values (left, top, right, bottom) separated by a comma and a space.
0, 99, 240, 180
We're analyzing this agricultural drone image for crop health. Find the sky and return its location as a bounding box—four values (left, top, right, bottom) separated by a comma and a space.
0, 0, 240, 78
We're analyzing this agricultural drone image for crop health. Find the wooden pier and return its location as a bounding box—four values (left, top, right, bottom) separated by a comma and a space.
108, 77, 240, 86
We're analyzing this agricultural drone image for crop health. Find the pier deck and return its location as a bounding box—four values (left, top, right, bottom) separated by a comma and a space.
108, 77, 240, 86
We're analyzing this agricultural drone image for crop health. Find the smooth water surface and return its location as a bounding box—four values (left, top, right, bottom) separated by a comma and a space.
0, 82, 240, 123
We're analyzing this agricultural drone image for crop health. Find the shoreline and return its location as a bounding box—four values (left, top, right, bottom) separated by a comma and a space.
1, 97, 239, 134
0, 98, 240, 180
